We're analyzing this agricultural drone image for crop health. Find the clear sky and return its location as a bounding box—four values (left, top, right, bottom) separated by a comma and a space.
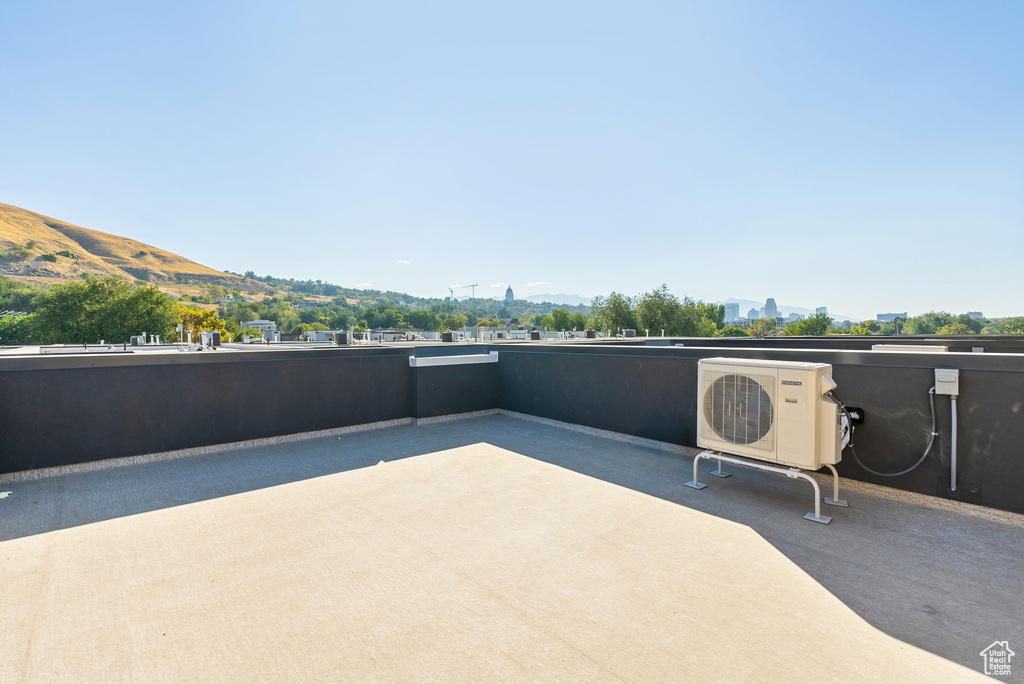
1, 1, 1021, 319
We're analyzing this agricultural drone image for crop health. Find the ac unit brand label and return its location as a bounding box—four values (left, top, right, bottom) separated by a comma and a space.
781, 380, 802, 386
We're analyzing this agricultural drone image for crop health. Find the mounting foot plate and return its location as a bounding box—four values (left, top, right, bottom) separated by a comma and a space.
824, 497, 848, 508
684, 481, 707, 490
804, 512, 832, 524
709, 470, 731, 478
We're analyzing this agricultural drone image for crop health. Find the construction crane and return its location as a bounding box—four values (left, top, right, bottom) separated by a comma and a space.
462, 284, 478, 299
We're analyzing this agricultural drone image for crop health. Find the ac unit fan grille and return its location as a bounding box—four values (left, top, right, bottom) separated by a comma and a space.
703, 373, 774, 446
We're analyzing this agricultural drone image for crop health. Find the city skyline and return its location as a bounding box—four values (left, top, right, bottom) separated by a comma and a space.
1, 2, 1021, 318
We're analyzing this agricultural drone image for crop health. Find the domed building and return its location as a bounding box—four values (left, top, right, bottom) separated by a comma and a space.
505, 286, 514, 304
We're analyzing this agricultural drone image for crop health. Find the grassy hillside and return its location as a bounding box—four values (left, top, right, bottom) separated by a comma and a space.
0, 202, 260, 291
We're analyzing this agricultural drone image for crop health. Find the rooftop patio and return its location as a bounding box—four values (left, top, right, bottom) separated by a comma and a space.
1, 413, 1018, 682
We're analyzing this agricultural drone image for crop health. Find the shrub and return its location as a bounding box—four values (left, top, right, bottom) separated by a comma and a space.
0, 247, 32, 261
40, 253, 58, 262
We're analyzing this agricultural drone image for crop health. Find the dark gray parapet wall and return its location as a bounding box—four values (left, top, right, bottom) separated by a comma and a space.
2, 340, 1024, 516
0, 346, 503, 475
489, 343, 1024, 515
0, 347, 415, 473
409, 352, 499, 419
658, 334, 1024, 354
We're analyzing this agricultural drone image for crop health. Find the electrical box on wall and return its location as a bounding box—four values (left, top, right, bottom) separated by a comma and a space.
935, 368, 960, 396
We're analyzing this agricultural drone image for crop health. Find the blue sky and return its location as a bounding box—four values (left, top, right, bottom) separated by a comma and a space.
1, 1, 1021, 318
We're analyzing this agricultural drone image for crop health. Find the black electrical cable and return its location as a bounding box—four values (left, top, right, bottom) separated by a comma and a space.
828, 388, 938, 478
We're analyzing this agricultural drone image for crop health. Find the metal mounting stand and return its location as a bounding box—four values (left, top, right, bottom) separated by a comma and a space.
685, 450, 848, 524
822, 463, 848, 508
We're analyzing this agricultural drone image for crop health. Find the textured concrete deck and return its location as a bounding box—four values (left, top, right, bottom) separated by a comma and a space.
1, 414, 1020, 682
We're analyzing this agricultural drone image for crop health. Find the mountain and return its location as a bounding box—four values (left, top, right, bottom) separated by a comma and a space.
522, 293, 594, 306
718, 298, 860, 323
0, 202, 260, 290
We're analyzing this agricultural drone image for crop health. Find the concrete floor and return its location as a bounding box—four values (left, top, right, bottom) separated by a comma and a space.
1, 414, 1020, 682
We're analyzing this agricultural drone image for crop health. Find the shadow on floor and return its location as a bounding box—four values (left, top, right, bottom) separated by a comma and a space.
1, 413, 1020, 677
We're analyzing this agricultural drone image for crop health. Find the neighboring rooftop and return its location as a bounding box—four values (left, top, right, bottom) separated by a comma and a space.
1, 413, 1017, 682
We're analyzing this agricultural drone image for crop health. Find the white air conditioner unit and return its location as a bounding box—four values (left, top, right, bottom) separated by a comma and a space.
697, 358, 842, 470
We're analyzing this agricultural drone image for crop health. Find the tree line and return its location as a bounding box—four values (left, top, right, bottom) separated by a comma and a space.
1, 275, 1021, 345
734, 310, 1024, 338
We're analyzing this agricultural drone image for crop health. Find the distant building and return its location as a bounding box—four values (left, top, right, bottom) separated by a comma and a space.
774, 317, 785, 327
505, 286, 514, 304
877, 312, 908, 323
787, 312, 803, 322
242, 319, 280, 342
816, 307, 827, 315
764, 298, 779, 319
747, 308, 760, 320
724, 303, 739, 323
968, 311, 984, 319
303, 329, 349, 342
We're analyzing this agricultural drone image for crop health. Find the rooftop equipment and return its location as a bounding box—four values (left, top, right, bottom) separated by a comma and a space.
687, 358, 847, 523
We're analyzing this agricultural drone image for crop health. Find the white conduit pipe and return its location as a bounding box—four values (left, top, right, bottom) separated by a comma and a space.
951, 395, 958, 492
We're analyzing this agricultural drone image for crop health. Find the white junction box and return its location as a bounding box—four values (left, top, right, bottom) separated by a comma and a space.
935, 368, 960, 396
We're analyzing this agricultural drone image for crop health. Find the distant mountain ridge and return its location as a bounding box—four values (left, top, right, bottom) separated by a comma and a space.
521, 293, 594, 306
0, 202, 261, 290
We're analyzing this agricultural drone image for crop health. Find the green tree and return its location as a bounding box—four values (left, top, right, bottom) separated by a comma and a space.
178, 304, 230, 339
634, 285, 721, 337
32, 276, 179, 344
634, 285, 682, 335
569, 312, 588, 330
406, 309, 442, 331
0, 276, 39, 312
983, 317, 1024, 334
0, 314, 37, 344
718, 325, 750, 337
783, 312, 833, 336
878, 316, 906, 335
550, 308, 572, 331
902, 312, 948, 335
901, 311, 985, 335
694, 302, 725, 329
589, 292, 637, 333
748, 318, 777, 338
441, 313, 468, 330
936, 323, 974, 335
849, 320, 881, 335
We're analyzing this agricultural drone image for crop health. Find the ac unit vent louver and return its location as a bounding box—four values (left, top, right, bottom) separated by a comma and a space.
703, 372, 775, 448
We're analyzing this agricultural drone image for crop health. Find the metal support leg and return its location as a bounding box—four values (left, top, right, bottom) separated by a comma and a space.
789, 469, 831, 524
684, 451, 832, 524
710, 455, 731, 478
822, 464, 848, 507
684, 450, 708, 490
